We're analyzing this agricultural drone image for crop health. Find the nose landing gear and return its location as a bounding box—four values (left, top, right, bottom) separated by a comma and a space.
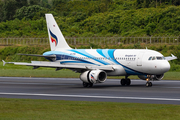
146, 78, 152, 87
146, 81, 152, 87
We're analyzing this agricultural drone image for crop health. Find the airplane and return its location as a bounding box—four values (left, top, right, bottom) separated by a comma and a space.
2, 14, 177, 87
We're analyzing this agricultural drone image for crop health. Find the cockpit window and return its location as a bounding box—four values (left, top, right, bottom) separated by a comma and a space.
156, 57, 162, 60
152, 57, 156, 60
148, 56, 165, 60
156, 56, 165, 60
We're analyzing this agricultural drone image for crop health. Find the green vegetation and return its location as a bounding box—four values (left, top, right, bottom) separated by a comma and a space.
0, 45, 49, 62
0, 98, 180, 120
1, 0, 180, 37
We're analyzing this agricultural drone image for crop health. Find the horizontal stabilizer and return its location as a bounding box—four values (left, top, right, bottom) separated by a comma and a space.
18, 54, 56, 58
18, 53, 56, 61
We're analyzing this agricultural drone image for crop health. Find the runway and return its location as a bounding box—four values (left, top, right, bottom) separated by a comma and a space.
0, 77, 180, 104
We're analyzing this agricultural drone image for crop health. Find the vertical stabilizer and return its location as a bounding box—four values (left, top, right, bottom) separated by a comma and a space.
45, 14, 71, 51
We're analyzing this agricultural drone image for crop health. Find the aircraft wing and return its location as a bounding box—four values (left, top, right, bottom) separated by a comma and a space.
165, 54, 177, 61
2, 60, 114, 71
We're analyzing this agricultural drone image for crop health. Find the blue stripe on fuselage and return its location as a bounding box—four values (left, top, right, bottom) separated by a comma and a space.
43, 49, 147, 75
43, 51, 98, 65
70, 49, 110, 65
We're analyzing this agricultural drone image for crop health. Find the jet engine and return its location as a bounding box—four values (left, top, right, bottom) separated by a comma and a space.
138, 74, 164, 81
80, 70, 107, 84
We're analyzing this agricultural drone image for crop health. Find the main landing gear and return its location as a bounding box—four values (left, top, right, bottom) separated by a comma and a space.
82, 82, 93, 88
120, 77, 131, 86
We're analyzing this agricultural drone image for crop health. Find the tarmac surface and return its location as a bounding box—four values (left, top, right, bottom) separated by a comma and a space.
0, 77, 180, 104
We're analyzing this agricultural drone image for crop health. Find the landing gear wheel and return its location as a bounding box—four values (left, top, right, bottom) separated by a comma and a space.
120, 78, 131, 86
146, 82, 152, 87
121, 79, 126, 86
83, 82, 88, 87
88, 83, 93, 87
126, 78, 131, 86
82, 82, 93, 88
149, 82, 152, 87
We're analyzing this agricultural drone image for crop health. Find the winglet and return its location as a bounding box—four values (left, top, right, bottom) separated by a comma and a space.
171, 54, 176, 58
2, 60, 6, 66
165, 54, 177, 61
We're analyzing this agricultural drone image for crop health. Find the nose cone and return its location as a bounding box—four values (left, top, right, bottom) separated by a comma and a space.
161, 61, 170, 73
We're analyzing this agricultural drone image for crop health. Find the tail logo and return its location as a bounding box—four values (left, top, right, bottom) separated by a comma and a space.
49, 29, 58, 46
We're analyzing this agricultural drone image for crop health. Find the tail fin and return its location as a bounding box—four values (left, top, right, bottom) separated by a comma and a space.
45, 14, 71, 51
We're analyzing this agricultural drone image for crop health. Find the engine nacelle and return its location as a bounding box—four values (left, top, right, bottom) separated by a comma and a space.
138, 74, 164, 81
80, 70, 107, 84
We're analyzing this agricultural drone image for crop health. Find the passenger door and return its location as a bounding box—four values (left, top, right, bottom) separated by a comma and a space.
137, 52, 144, 66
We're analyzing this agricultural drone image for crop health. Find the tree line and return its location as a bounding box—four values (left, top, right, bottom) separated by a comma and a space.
0, 0, 180, 37
0, 0, 51, 22
1, 0, 180, 22
136, 0, 180, 8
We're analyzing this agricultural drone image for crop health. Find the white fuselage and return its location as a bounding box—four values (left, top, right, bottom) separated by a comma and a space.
43, 49, 170, 76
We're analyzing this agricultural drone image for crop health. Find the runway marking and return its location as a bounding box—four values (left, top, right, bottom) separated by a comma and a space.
0, 92, 180, 101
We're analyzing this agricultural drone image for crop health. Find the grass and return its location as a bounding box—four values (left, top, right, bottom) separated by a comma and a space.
0, 69, 80, 78
0, 61, 180, 80
0, 98, 180, 120
163, 72, 180, 80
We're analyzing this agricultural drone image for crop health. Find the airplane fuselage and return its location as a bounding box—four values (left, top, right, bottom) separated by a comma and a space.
43, 49, 170, 76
